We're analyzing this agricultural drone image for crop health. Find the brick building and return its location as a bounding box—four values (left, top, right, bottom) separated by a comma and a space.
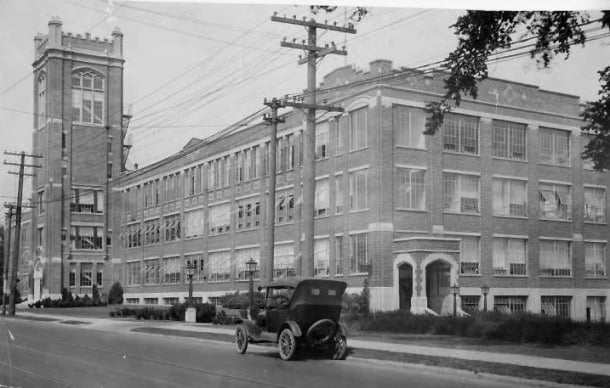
22, 20, 608, 321
21, 18, 126, 300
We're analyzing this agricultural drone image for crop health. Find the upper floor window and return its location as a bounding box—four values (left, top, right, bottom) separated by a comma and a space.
38, 190, 45, 215
72, 70, 104, 125
349, 169, 368, 211
235, 248, 260, 281
393, 105, 425, 148
349, 107, 367, 151
539, 182, 571, 220
492, 120, 526, 160
443, 114, 479, 155
209, 203, 231, 234
397, 167, 425, 210
539, 128, 570, 166
315, 179, 329, 217
493, 238, 527, 276
37, 72, 46, 128
584, 187, 606, 223
539, 240, 571, 277
460, 236, 480, 275
70, 226, 103, 250
316, 121, 329, 160
443, 173, 479, 214
334, 116, 347, 155
274, 244, 296, 279
314, 239, 330, 277
71, 189, 104, 213
585, 242, 606, 278
492, 178, 527, 217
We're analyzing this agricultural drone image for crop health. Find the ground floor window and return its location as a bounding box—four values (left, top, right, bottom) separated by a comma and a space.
69, 263, 76, 287
126, 261, 141, 285
163, 297, 179, 305
144, 298, 158, 305
80, 263, 92, 287
587, 296, 607, 322
460, 295, 480, 313
494, 296, 527, 314
125, 298, 139, 305
541, 296, 571, 319
274, 243, 295, 278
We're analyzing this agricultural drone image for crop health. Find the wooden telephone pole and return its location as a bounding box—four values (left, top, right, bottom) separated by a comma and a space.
2, 205, 14, 315
4, 151, 42, 315
271, 12, 356, 276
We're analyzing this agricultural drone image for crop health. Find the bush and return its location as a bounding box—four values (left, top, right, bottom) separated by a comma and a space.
218, 291, 264, 310
92, 285, 101, 305
108, 282, 124, 305
195, 303, 216, 323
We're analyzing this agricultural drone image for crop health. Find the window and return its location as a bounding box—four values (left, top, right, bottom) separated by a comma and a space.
163, 257, 181, 284
492, 178, 527, 217
80, 263, 92, 287
393, 105, 425, 148
70, 226, 103, 250
335, 175, 343, 214
582, 134, 596, 170
314, 239, 330, 277
235, 151, 244, 183
38, 226, 44, 247
443, 173, 479, 214
335, 116, 347, 155
208, 251, 230, 282
209, 203, 231, 234
96, 263, 103, 287
235, 248, 260, 281
143, 259, 160, 284
274, 244, 295, 278
126, 261, 141, 285
164, 214, 181, 241
38, 190, 45, 215
251, 146, 259, 179
539, 182, 571, 220
184, 209, 204, 238
493, 238, 527, 276
584, 187, 606, 223
349, 169, 368, 211
236, 199, 260, 230
126, 224, 142, 248
349, 107, 367, 150
315, 121, 329, 160
37, 72, 46, 128
539, 128, 570, 166
492, 120, 526, 160
144, 298, 158, 305
126, 298, 139, 305
335, 236, 343, 275
460, 236, 480, 275
185, 254, 205, 282
276, 191, 295, 224
72, 70, 104, 124
397, 168, 425, 210
163, 297, 179, 306
587, 296, 607, 322
585, 242, 606, 278
539, 240, 571, 277
461, 296, 480, 313
494, 296, 527, 314
349, 233, 368, 273
69, 263, 76, 287
443, 114, 479, 154
315, 179, 329, 216
541, 296, 571, 318
143, 219, 160, 245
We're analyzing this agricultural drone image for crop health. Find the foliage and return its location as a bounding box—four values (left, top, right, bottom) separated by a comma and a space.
110, 302, 216, 323
39, 291, 106, 308
361, 310, 610, 346
108, 282, 124, 305
309, 5, 368, 22
212, 309, 242, 325
423, 11, 610, 170
218, 291, 264, 310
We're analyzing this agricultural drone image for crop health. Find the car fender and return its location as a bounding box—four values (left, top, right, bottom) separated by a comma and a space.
335, 322, 348, 337
277, 321, 302, 340
236, 320, 261, 339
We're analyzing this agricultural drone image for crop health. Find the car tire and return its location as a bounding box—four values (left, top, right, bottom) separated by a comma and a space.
331, 334, 347, 360
278, 328, 297, 361
235, 324, 248, 354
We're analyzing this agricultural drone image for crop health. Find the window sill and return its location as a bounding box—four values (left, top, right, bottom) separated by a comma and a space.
539, 275, 573, 279
396, 145, 426, 151
71, 212, 104, 215
72, 122, 105, 127
396, 208, 427, 213
539, 218, 572, 223
208, 232, 231, 237
443, 211, 481, 217
71, 249, 104, 252
492, 156, 527, 163
584, 277, 608, 280
348, 272, 369, 277
315, 214, 330, 219
235, 279, 261, 283
493, 214, 528, 220
208, 280, 231, 284
443, 150, 480, 157
584, 221, 608, 225
538, 162, 571, 169
349, 147, 368, 153
315, 157, 329, 162
235, 227, 260, 233
348, 208, 370, 214
493, 274, 529, 278
334, 274, 344, 277
314, 274, 331, 278
459, 273, 481, 277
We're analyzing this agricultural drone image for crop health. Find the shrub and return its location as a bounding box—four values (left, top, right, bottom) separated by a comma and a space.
218, 291, 264, 310
92, 285, 101, 305
195, 303, 216, 323
108, 282, 124, 305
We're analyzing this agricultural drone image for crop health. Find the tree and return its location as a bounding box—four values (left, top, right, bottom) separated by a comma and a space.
108, 282, 124, 305
423, 11, 610, 171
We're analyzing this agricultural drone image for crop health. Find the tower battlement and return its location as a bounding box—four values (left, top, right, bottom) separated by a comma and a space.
34, 17, 123, 60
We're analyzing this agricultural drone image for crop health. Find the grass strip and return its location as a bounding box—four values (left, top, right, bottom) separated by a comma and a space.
133, 327, 610, 387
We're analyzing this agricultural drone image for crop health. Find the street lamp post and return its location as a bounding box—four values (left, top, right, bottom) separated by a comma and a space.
450, 283, 460, 318
247, 258, 258, 316
185, 263, 196, 322
481, 283, 490, 313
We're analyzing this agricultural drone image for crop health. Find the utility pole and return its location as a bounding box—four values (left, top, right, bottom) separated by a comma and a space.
4, 151, 42, 315
2, 205, 14, 315
262, 98, 284, 283
271, 12, 356, 277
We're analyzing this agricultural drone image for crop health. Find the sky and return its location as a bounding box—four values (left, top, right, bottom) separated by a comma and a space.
1, 0, 609, 225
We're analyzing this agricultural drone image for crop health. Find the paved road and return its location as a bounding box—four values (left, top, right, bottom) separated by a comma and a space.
0, 318, 545, 388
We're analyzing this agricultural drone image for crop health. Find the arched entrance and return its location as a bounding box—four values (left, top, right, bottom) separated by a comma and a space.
426, 260, 451, 314
398, 263, 413, 310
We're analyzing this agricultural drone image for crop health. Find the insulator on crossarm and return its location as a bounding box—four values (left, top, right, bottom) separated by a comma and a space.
293, 38, 296, 43
298, 55, 302, 60
334, 21, 337, 26
274, 11, 277, 16
342, 46, 346, 50
302, 39, 305, 45
283, 37, 287, 42
293, 15, 296, 19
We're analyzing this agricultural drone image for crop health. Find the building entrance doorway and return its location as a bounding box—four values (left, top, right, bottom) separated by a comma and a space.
426, 260, 451, 314
398, 263, 413, 310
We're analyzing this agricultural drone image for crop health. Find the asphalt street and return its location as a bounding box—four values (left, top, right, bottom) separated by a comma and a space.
0, 318, 548, 388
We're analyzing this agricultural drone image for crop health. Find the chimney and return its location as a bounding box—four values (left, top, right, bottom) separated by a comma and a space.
34, 33, 43, 57
48, 16, 62, 48
111, 27, 123, 56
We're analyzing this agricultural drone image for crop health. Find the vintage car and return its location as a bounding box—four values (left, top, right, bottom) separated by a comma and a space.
235, 277, 348, 361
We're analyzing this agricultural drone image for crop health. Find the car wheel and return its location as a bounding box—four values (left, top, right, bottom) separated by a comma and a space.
331, 334, 347, 360
278, 328, 297, 360
235, 324, 248, 354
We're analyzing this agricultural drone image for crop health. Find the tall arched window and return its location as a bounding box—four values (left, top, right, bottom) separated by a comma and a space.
37, 72, 46, 128
71, 69, 104, 124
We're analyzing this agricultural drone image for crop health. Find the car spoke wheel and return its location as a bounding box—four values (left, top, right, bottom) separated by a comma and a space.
331, 334, 347, 360
235, 325, 248, 354
278, 328, 297, 360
